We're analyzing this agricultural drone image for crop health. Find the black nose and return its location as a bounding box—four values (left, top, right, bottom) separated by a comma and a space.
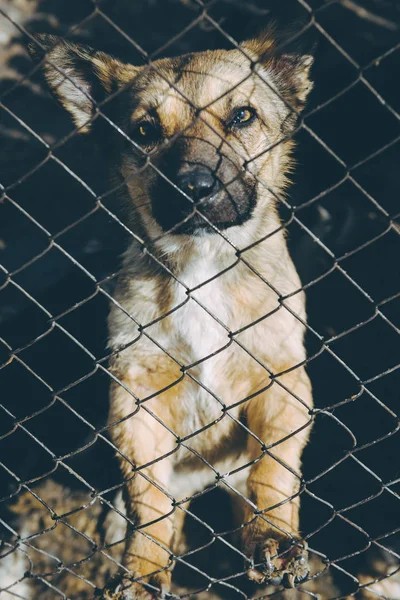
177, 166, 220, 202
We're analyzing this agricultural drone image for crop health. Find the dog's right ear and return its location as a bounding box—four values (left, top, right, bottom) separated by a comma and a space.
28, 34, 138, 132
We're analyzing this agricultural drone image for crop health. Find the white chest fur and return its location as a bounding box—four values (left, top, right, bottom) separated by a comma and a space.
109, 237, 306, 433
167, 255, 232, 361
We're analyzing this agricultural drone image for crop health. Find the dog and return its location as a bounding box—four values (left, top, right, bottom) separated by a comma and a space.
29, 26, 314, 599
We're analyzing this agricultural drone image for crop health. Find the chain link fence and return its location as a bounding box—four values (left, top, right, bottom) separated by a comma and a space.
1, 0, 400, 598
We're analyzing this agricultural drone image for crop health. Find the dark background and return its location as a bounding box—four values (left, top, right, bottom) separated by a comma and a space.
1, 0, 400, 597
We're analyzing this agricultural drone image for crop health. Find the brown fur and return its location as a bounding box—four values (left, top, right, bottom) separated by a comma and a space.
27, 27, 315, 599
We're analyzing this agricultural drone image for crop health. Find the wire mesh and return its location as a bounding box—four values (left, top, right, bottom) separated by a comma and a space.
1, 0, 400, 599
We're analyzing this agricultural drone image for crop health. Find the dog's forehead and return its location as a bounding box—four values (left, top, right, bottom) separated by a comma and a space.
132, 49, 277, 127
178, 49, 254, 104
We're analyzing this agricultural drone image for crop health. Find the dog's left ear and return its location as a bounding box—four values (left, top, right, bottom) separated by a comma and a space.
241, 27, 314, 111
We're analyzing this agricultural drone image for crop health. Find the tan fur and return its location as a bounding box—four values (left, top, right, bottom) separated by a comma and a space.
105, 48, 314, 597
29, 28, 315, 598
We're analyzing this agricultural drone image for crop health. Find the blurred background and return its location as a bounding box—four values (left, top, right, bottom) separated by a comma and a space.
1, 1, 400, 598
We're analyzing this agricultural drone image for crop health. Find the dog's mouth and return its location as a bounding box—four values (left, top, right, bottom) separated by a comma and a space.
151, 183, 257, 235
166, 191, 226, 235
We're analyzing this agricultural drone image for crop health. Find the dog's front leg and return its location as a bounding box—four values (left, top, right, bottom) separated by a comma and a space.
242, 367, 313, 588
104, 376, 178, 600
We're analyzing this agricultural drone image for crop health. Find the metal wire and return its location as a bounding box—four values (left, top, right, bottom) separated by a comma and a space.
1, 0, 400, 598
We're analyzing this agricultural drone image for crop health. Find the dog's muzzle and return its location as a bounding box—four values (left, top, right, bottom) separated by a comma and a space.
151, 158, 256, 235
152, 164, 224, 234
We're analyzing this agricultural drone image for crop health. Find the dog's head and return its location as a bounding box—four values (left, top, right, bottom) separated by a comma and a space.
30, 30, 313, 245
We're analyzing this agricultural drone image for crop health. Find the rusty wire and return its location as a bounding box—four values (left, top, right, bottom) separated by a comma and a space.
1, 0, 400, 598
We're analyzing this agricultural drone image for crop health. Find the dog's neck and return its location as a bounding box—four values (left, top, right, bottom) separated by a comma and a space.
148, 202, 287, 290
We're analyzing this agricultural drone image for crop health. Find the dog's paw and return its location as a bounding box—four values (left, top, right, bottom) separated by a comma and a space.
245, 537, 309, 588
98, 577, 169, 599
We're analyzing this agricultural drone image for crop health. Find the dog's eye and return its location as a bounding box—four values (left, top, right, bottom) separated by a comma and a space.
229, 107, 256, 128
130, 120, 160, 145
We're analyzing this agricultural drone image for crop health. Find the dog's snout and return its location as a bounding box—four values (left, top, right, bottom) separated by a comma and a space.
152, 152, 253, 233
177, 167, 220, 202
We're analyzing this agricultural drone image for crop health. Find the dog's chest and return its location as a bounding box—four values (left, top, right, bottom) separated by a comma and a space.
110, 248, 305, 438
154, 260, 239, 423
169, 261, 230, 362
158, 259, 266, 412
